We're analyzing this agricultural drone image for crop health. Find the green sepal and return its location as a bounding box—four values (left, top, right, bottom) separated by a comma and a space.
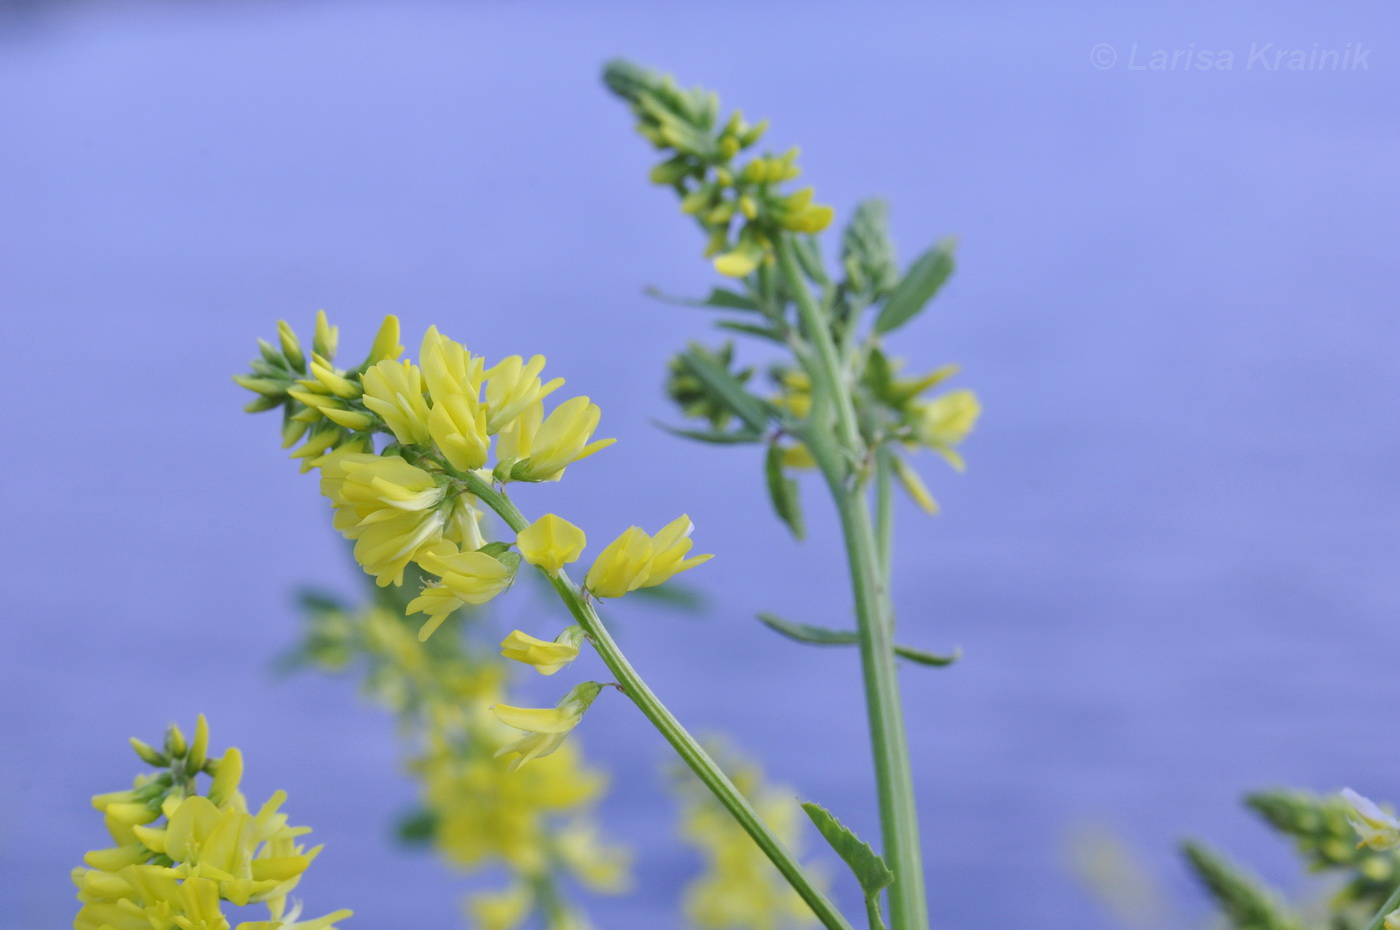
678, 349, 773, 432
757, 613, 960, 666
874, 238, 956, 335
655, 422, 765, 445
764, 445, 805, 540
477, 541, 514, 558
645, 285, 761, 312
801, 801, 894, 930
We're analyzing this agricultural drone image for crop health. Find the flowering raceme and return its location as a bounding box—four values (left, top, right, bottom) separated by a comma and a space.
73, 716, 350, 930
239, 313, 713, 768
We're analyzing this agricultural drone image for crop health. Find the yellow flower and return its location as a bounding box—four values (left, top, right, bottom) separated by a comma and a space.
428, 390, 491, 471
911, 389, 980, 470
773, 370, 812, 419
494, 400, 541, 474
714, 248, 761, 278
492, 682, 603, 770
407, 544, 516, 641
515, 514, 586, 574
420, 326, 485, 401
584, 518, 712, 597
365, 314, 403, 365
1342, 788, 1400, 851
780, 443, 817, 470
484, 355, 564, 434
890, 455, 938, 516
507, 396, 615, 482
500, 626, 584, 676
583, 526, 653, 599
208, 747, 243, 806
258, 897, 354, 930
446, 495, 488, 552
466, 884, 532, 930
361, 359, 432, 445
422, 735, 605, 873
640, 515, 712, 588
320, 452, 448, 586
556, 822, 632, 893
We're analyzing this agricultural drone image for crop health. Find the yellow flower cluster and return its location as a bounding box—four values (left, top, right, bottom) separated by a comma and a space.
241, 316, 712, 651
74, 716, 349, 930
242, 316, 715, 776
603, 59, 834, 278
292, 599, 631, 930
673, 748, 820, 930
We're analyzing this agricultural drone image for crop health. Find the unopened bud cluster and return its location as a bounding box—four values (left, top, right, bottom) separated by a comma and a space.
604, 59, 834, 278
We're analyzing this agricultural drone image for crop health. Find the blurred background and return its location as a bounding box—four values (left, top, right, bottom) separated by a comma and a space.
2, 1, 1397, 927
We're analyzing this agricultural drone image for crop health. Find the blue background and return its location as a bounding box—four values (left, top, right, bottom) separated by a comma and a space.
2, 1, 1398, 928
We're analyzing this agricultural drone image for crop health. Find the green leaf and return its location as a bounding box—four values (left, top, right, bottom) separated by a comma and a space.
716, 320, 787, 343
758, 613, 961, 666
645, 285, 761, 312
893, 644, 961, 667
764, 445, 805, 539
874, 238, 956, 335
678, 350, 773, 433
655, 422, 765, 445
758, 612, 857, 645
802, 801, 894, 930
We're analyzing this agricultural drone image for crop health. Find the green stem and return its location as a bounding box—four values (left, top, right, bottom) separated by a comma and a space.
457, 470, 854, 930
778, 240, 929, 930
1364, 884, 1400, 930
874, 448, 895, 591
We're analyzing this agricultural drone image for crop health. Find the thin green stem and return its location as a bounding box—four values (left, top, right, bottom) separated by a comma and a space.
1364, 884, 1400, 930
457, 470, 854, 930
779, 240, 929, 930
776, 237, 863, 456
874, 448, 895, 592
